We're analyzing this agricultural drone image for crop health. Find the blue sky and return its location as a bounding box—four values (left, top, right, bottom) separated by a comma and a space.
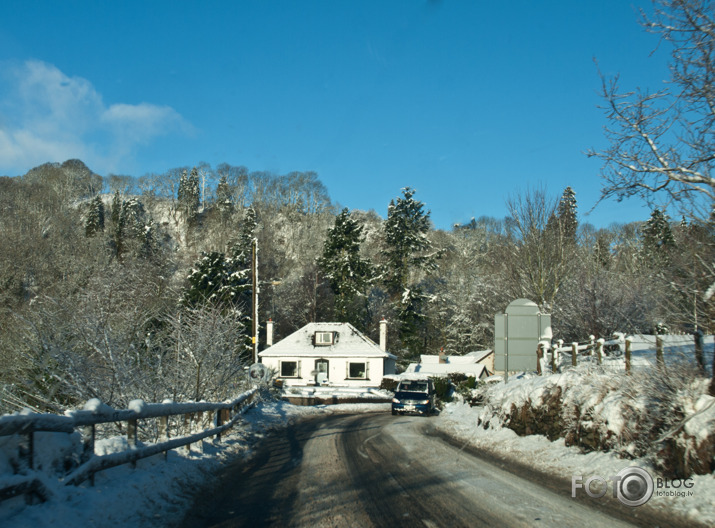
0, 1, 671, 230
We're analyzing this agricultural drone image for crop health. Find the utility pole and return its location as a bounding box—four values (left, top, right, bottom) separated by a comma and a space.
252, 238, 259, 364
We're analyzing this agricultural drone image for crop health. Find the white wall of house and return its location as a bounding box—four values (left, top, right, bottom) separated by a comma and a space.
261, 355, 390, 388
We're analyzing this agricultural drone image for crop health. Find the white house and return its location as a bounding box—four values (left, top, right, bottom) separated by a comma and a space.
403, 350, 494, 379
258, 320, 397, 388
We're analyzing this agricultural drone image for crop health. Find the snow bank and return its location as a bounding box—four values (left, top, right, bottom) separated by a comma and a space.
0, 399, 345, 528
434, 360, 715, 525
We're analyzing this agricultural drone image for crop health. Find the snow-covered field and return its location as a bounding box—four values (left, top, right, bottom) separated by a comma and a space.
1, 335, 713, 527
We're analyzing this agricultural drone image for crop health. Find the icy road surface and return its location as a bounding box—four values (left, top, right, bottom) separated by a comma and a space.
181, 412, 649, 527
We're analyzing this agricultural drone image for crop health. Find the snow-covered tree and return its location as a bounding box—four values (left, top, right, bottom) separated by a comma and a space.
382, 187, 439, 294
178, 167, 201, 222
183, 251, 250, 311
85, 195, 105, 237
381, 188, 441, 357
641, 208, 676, 267
590, 0, 715, 216
556, 186, 578, 243
230, 207, 257, 268
318, 208, 372, 323
111, 189, 122, 226
216, 173, 234, 219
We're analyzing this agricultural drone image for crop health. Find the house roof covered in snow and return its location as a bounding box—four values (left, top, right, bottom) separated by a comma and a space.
405, 361, 488, 378
258, 322, 397, 360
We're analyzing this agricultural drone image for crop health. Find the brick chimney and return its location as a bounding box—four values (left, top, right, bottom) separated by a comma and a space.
266, 319, 274, 347
379, 318, 387, 352
439, 347, 447, 364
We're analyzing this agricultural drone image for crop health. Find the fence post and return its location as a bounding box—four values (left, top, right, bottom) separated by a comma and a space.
589, 335, 595, 356
536, 344, 543, 375
84, 424, 96, 485
656, 336, 664, 370
550, 344, 557, 373
184, 414, 191, 454
597, 338, 604, 366
159, 416, 169, 460
625, 337, 632, 375
571, 342, 578, 367
128, 419, 138, 468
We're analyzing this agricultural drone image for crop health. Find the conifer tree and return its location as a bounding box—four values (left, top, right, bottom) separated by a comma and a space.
557, 186, 578, 242
642, 208, 676, 267
216, 173, 234, 219
183, 251, 250, 310
178, 167, 200, 222
85, 196, 105, 237
111, 190, 121, 226
318, 208, 371, 322
382, 187, 438, 295
381, 187, 440, 357
230, 207, 257, 268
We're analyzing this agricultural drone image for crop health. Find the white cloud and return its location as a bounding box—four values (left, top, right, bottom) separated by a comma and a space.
0, 60, 191, 175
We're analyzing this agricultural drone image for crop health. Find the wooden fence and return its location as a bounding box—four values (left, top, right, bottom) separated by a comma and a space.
0, 388, 257, 503
538, 334, 678, 375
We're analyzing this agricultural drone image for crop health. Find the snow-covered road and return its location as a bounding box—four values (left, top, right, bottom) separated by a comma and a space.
179, 412, 648, 527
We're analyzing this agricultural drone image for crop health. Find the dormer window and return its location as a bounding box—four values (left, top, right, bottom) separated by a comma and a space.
315, 331, 335, 346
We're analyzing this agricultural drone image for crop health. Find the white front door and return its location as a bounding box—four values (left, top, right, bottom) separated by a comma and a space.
315, 359, 329, 384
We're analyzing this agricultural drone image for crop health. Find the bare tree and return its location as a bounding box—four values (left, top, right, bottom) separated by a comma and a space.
501, 187, 575, 312
589, 0, 715, 216
590, 0, 715, 394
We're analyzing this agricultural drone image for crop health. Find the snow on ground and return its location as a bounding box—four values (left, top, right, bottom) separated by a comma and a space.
0, 398, 386, 528
436, 401, 714, 524
1, 341, 714, 527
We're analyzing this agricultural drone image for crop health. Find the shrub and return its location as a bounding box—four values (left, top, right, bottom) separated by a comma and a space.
380, 378, 399, 391
433, 376, 453, 403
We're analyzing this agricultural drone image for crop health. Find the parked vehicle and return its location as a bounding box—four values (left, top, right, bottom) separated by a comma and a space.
391, 379, 435, 415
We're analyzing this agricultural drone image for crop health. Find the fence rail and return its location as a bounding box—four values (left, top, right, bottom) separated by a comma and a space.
0, 388, 258, 503
538, 333, 703, 375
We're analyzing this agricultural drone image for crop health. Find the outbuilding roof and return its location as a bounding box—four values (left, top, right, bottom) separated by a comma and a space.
258, 322, 397, 360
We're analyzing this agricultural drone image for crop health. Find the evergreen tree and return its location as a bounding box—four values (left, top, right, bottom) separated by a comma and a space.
230, 207, 257, 268
381, 187, 440, 357
546, 186, 578, 245
113, 197, 154, 259
85, 196, 105, 237
183, 251, 250, 310
382, 187, 438, 295
642, 208, 676, 267
111, 190, 121, 226
318, 208, 371, 322
216, 173, 234, 219
178, 168, 200, 222
557, 186, 578, 242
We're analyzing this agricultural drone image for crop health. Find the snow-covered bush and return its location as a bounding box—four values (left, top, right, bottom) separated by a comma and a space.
475, 364, 715, 478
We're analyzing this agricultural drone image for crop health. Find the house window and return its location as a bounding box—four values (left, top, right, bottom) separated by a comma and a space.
348, 362, 367, 379
280, 361, 299, 377
315, 331, 335, 346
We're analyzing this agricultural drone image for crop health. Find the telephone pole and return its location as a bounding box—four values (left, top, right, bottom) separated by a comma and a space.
252, 238, 259, 364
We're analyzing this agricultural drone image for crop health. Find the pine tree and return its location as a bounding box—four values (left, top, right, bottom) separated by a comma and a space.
382, 187, 438, 295
557, 186, 578, 242
641, 208, 676, 267
183, 251, 250, 310
216, 173, 234, 219
546, 186, 578, 244
381, 187, 440, 357
85, 196, 105, 237
113, 197, 154, 259
230, 207, 257, 268
111, 190, 121, 226
178, 167, 200, 222
318, 208, 372, 322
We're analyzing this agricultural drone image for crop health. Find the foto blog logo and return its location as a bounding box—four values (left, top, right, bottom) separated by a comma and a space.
572, 467, 654, 507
